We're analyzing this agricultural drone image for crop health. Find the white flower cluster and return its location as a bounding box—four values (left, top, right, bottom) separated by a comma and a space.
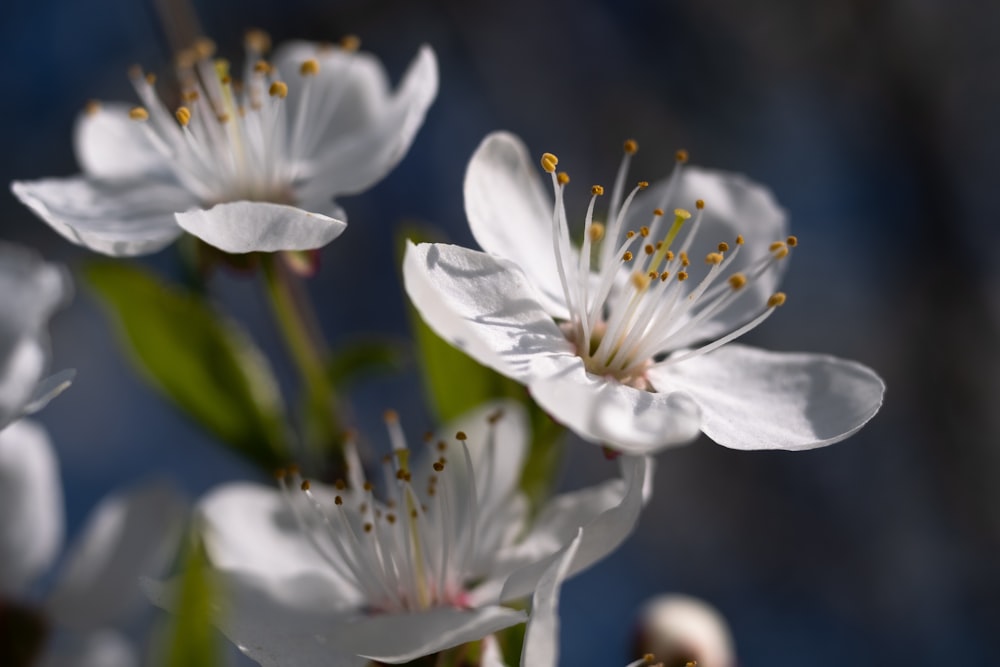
2, 23, 884, 667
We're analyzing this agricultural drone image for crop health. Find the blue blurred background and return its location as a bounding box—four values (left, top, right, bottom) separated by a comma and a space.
2, 0, 999, 664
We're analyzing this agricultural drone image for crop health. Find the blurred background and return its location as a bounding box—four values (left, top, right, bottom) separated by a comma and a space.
2, 0, 999, 664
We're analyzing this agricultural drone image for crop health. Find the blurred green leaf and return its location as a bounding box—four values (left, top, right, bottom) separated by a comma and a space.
163, 541, 222, 667
85, 262, 289, 471
327, 336, 409, 389
397, 225, 566, 512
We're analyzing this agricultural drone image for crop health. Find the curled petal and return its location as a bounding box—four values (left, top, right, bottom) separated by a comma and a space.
175, 201, 347, 254
529, 363, 702, 454
520, 529, 583, 667
11, 178, 192, 257
648, 343, 885, 450
0, 420, 63, 596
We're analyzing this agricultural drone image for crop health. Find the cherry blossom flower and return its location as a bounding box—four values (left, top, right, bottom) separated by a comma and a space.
403, 131, 884, 454
12, 32, 437, 256
154, 401, 649, 665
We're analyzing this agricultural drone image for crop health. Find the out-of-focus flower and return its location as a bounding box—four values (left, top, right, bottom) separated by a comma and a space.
12, 32, 438, 256
0, 243, 73, 431
404, 131, 884, 454
0, 419, 188, 667
158, 401, 648, 665
634, 594, 735, 667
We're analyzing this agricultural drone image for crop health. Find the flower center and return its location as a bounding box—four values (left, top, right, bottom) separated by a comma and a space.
276, 409, 505, 614
540, 144, 793, 388
118, 31, 359, 205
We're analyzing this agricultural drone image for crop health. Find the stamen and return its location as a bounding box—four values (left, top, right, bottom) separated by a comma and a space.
341, 35, 362, 52
269, 81, 289, 98
174, 106, 191, 126
300, 59, 320, 76
129, 106, 149, 121
245, 29, 272, 54
540, 152, 558, 173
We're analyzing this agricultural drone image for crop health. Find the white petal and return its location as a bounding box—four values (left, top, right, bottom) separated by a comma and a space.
0, 419, 63, 595
0, 241, 72, 333
297, 45, 438, 200
272, 42, 390, 148
198, 482, 360, 602
176, 201, 347, 254
11, 178, 192, 257
480, 635, 510, 667
46, 480, 187, 630
144, 571, 366, 667
40, 630, 137, 667
325, 605, 527, 663
635, 167, 788, 347
73, 102, 169, 180
648, 343, 885, 450
0, 337, 48, 430
403, 241, 576, 383
529, 364, 702, 454
499, 455, 648, 602
464, 131, 569, 319
520, 528, 583, 667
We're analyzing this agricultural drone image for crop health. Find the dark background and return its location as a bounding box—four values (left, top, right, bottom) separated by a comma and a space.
2, 0, 999, 664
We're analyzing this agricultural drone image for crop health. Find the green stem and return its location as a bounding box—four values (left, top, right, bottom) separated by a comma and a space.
261, 255, 343, 464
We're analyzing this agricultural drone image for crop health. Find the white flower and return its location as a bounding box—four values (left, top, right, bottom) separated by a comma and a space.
0, 243, 74, 430
154, 401, 649, 665
12, 33, 438, 256
403, 131, 885, 454
0, 419, 188, 667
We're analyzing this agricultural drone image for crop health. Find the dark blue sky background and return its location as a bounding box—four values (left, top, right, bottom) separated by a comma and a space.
2, 0, 999, 664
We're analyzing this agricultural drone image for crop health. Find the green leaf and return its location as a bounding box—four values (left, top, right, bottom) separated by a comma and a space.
85, 261, 289, 470
163, 541, 222, 667
397, 225, 566, 512
326, 336, 409, 389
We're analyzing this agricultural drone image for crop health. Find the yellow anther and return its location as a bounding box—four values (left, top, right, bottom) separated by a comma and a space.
640, 226, 650, 237
718, 241, 729, 252
182, 90, 200, 102
637, 181, 649, 189
363, 522, 373, 533
591, 184, 605, 196
128, 106, 149, 121
269, 81, 289, 98
728, 273, 747, 290
622, 251, 634, 262
644, 244, 654, 255
383, 409, 399, 423
660, 271, 670, 282
677, 271, 689, 281
665, 250, 674, 260
274, 467, 287, 480
175, 49, 197, 69
300, 59, 320, 76
675, 148, 689, 163
624, 139, 638, 154
84, 100, 100, 116
589, 223, 605, 242
433, 461, 444, 472
174, 106, 191, 126
301, 480, 311, 491
335, 495, 345, 505
456, 431, 468, 441
736, 234, 745, 245
626, 231, 636, 239
705, 252, 723, 265
680, 251, 690, 266
786, 235, 798, 247
557, 171, 570, 185
145, 72, 156, 85
769, 241, 786, 252
341, 34, 361, 52
334, 479, 346, 490
245, 28, 272, 53
653, 208, 664, 216
767, 292, 787, 308
695, 198, 705, 209
674, 208, 692, 221
254, 60, 272, 74
648, 271, 659, 279
540, 152, 558, 172
193, 37, 217, 60
217, 113, 231, 124
631, 272, 651, 290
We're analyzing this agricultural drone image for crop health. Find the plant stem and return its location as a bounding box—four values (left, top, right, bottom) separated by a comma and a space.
261, 254, 343, 464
